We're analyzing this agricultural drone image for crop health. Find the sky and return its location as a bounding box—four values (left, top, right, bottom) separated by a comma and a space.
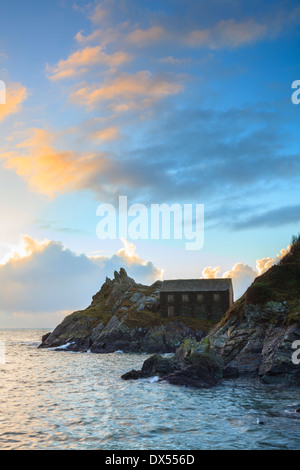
0, 0, 299, 327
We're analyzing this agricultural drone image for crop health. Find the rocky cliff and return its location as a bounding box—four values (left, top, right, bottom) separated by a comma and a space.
123, 235, 300, 388
39, 268, 215, 353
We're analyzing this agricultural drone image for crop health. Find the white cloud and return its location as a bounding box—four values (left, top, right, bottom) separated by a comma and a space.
0, 236, 162, 327
201, 244, 291, 300
256, 245, 291, 275
222, 263, 257, 300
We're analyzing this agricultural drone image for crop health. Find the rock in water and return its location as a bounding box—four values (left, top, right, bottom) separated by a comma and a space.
122, 339, 224, 388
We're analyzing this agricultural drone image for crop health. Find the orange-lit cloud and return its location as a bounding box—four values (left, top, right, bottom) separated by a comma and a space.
74, 15, 268, 51
159, 56, 190, 65
70, 71, 184, 110
0, 235, 50, 265
91, 126, 120, 142
0, 128, 109, 198
91, 237, 164, 281
202, 262, 256, 300
89, 4, 108, 25
256, 245, 291, 275
201, 244, 291, 299
47, 45, 132, 80
0, 83, 27, 121
202, 266, 221, 279
186, 19, 266, 49
127, 26, 165, 45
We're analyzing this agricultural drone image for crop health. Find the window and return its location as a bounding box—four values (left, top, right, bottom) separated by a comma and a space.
168, 306, 174, 317
197, 294, 204, 303
213, 293, 221, 303
182, 294, 189, 303
168, 294, 174, 303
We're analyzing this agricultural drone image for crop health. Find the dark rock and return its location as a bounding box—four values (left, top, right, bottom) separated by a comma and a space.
121, 369, 142, 380
121, 354, 177, 381
223, 365, 239, 378
141, 354, 177, 376
122, 339, 224, 389
41, 332, 51, 343
163, 363, 219, 388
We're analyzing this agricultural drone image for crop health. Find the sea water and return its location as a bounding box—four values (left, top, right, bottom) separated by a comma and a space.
0, 329, 299, 450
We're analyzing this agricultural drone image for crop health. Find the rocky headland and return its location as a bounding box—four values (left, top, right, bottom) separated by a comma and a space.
39, 268, 213, 354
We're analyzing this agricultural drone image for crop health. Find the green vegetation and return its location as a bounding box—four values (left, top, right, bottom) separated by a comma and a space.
221, 234, 300, 325
245, 283, 273, 305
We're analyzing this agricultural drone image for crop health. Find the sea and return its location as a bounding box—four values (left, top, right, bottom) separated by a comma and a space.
0, 328, 299, 450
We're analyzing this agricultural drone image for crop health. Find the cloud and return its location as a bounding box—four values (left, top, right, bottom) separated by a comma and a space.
127, 26, 165, 45
159, 56, 190, 66
72, 2, 300, 53
2, 98, 297, 218
202, 266, 221, 279
92, 237, 163, 282
0, 128, 111, 198
47, 45, 132, 80
232, 205, 300, 230
256, 245, 291, 275
201, 244, 291, 299
0, 236, 162, 327
186, 19, 266, 49
0, 235, 50, 265
201, 262, 256, 299
222, 263, 257, 299
0, 83, 27, 122
90, 126, 120, 142
70, 71, 184, 110
89, 4, 108, 25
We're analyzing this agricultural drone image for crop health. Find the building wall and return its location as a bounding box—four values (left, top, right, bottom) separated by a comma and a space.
160, 290, 231, 322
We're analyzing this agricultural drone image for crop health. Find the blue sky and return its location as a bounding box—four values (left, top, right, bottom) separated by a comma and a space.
0, 0, 299, 326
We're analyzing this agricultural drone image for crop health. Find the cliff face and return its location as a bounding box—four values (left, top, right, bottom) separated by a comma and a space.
208, 237, 300, 385
39, 268, 215, 354
123, 236, 300, 388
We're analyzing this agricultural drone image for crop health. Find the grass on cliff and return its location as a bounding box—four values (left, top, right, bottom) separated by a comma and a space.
219, 234, 300, 326
73, 276, 214, 333
65, 299, 214, 334
123, 309, 214, 332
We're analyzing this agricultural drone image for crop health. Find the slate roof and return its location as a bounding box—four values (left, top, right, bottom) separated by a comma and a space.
160, 278, 232, 292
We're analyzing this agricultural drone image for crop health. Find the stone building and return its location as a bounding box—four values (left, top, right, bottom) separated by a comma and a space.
160, 278, 233, 323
